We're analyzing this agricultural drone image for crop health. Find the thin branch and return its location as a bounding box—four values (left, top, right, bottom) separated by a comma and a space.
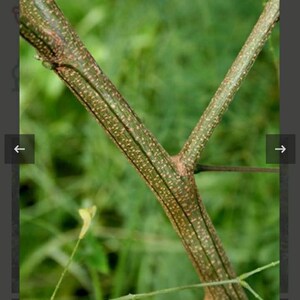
50, 238, 81, 300
111, 280, 238, 300
110, 261, 279, 300
179, 0, 279, 171
239, 261, 279, 281
194, 164, 279, 174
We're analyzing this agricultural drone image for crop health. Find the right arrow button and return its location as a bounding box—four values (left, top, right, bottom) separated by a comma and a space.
266, 134, 295, 164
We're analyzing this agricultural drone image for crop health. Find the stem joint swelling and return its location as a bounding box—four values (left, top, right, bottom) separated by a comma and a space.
171, 154, 192, 176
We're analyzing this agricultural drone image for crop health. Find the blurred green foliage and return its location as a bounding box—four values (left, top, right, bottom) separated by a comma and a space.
20, 0, 279, 299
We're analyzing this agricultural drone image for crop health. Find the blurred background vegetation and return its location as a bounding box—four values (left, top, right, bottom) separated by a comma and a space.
20, 0, 279, 299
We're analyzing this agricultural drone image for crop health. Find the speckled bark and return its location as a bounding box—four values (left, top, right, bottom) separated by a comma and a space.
180, 0, 279, 170
20, 0, 279, 299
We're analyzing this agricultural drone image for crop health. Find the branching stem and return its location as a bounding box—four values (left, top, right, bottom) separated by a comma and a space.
20, 0, 279, 299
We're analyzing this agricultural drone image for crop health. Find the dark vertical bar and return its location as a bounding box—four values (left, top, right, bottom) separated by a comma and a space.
0, 1, 19, 300
280, 164, 288, 298
12, 164, 19, 299
281, 1, 299, 299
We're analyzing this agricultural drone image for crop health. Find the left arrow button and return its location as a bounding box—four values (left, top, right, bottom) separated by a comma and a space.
5, 134, 35, 164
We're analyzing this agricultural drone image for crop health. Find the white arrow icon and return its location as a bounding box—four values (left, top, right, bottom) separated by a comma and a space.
14, 145, 26, 153
275, 145, 286, 153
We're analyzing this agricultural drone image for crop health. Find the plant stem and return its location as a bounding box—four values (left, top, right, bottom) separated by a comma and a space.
20, 1, 279, 298
194, 164, 279, 174
110, 260, 279, 300
179, 0, 279, 171
239, 261, 279, 280
111, 280, 238, 300
50, 239, 81, 300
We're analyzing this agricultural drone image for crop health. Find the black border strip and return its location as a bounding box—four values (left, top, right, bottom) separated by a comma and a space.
0, 2, 19, 300
281, 1, 299, 299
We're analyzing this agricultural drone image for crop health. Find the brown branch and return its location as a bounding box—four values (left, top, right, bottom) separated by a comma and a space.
20, 0, 278, 298
179, 0, 280, 172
